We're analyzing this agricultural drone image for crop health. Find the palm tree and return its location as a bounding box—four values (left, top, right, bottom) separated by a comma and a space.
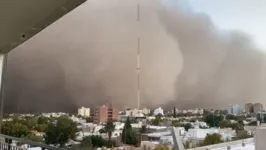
104, 120, 115, 142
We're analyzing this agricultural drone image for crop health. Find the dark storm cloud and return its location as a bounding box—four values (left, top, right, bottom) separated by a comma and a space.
4, 0, 266, 112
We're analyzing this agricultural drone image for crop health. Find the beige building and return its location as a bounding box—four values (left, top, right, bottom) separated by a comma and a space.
245, 103, 253, 114
78, 107, 91, 117
244, 103, 263, 114
253, 103, 263, 113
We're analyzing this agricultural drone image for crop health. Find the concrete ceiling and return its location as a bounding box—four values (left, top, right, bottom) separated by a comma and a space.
0, 0, 86, 53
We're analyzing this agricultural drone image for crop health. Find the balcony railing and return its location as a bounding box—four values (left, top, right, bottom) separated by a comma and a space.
0, 134, 64, 150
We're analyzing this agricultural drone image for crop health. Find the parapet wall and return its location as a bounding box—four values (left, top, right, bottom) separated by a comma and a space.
187, 138, 254, 150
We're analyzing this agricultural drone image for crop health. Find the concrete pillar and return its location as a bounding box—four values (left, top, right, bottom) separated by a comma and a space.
171, 127, 185, 150
255, 127, 266, 150
0, 54, 7, 133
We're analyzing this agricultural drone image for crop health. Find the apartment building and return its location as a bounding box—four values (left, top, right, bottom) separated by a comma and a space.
93, 103, 118, 124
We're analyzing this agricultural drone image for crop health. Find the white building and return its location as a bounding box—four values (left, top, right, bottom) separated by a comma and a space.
78, 107, 91, 117
142, 108, 151, 115
153, 107, 164, 116
185, 128, 236, 141
227, 105, 242, 115
192, 120, 208, 128
42, 112, 67, 118
179, 108, 204, 115
124, 108, 151, 117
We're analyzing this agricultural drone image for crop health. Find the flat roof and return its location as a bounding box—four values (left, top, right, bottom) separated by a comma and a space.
212, 143, 254, 150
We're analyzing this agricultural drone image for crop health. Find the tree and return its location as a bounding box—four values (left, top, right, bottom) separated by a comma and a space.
1, 121, 30, 138
218, 120, 243, 131
82, 135, 115, 148
99, 129, 105, 134
151, 114, 163, 126
24, 117, 38, 130
248, 121, 257, 126
203, 109, 211, 116
151, 118, 160, 126
156, 113, 163, 118
28, 134, 43, 142
184, 141, 190, 149
37, 116, 49, 124
226, 114, 236, 120
238, 120, 244, 126
173, 107, 177, 118
125, 129, 137, 145
44, 116, 78, 146
257, 113, 262, 123
230, 123, 244, 131
204, 114, 223, 127
140, 125, 147, 134
203, 133, 223, 146
263, 114, 266, 123
122, 117, 137, 145
218, 120, 230, 128
220, 110, 228, 115
154, 144, 170, 150
235, 130, 252, 140
172, 120, 181, 127
35, 124, 48, 132
81, 136, 92, 148
184, 123, 193, 131
104, 120, 115, 142
235, 115, 246, 122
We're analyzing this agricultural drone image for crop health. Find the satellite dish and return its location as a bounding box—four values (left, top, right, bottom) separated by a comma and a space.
0, 0, 86, 53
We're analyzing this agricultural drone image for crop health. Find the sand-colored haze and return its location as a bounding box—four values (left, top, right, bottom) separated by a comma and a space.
4, 0, 266, 112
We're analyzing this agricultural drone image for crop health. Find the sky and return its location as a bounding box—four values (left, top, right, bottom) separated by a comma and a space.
187, 0, 266, 51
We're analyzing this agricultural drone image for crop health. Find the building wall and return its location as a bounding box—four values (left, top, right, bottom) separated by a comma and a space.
153, 107, 164, 116
227, 105, 242, 115
245, 103, 253, 114
78, 107, 90, 117
112, 108, 119, 121
253, 103, 263, 113
255, 127, 266, 150
93, 103, 119, 124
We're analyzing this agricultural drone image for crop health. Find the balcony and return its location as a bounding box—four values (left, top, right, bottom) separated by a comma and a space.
0, 134, 63, 150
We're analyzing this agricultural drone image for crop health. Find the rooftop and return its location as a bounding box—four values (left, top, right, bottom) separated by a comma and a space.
212, 143, 254, 150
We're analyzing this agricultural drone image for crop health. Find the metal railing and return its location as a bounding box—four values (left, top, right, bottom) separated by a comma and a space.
0, 134, 65, 150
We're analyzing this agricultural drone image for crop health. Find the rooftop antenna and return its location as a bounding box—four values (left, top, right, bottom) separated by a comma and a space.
137, 38, 140, 109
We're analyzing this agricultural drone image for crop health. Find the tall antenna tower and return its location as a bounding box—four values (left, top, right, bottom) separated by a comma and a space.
137, 3, 140, 109
137, 38, 140, 109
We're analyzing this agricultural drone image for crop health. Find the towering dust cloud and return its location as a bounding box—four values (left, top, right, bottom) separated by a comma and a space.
4, 0, 266, 112
5, 0, 180, 112
158, 0, 266, 109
